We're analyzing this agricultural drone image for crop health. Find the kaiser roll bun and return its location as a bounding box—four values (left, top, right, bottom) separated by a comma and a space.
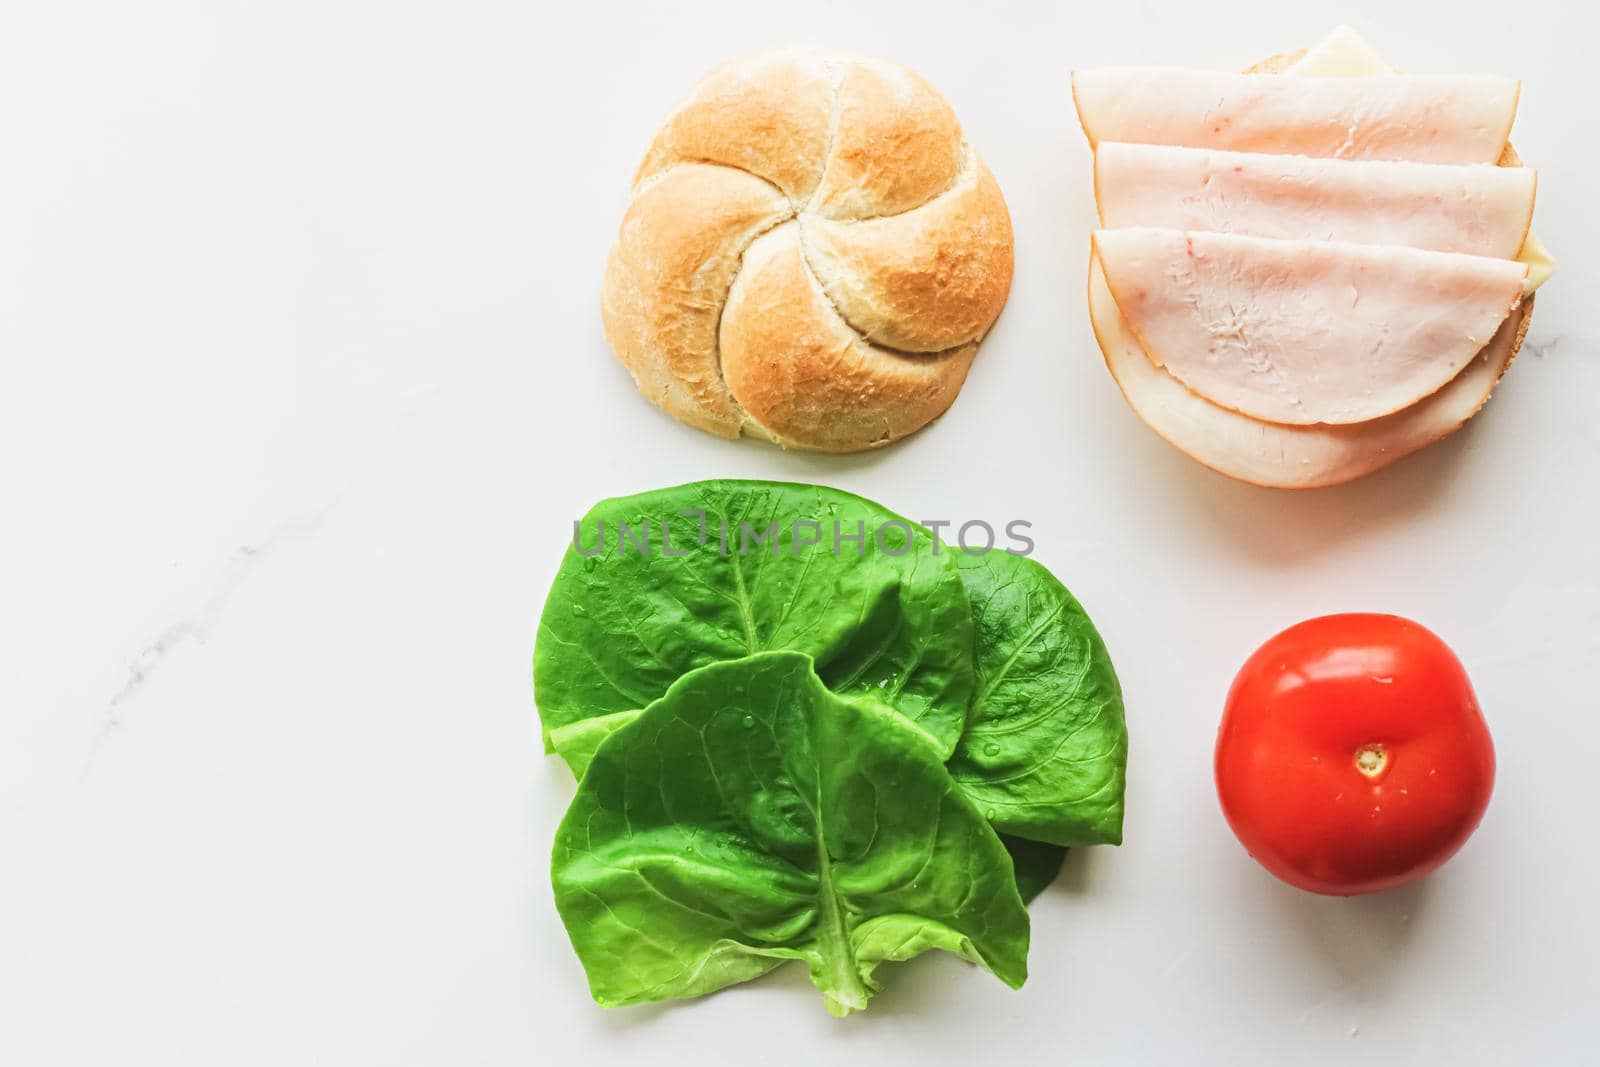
601, 50, 1014, 452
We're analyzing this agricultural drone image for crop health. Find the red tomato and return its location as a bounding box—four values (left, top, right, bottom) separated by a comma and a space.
1214, 614, 1495, 896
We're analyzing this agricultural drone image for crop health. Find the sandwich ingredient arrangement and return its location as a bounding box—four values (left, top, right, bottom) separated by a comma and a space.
535, 481, 1127, 1015
540, 27, 1542, 1017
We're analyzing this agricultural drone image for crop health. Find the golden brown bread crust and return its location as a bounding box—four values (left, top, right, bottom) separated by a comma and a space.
801, 154, 1014, 352
600, 164, 790, 438
601, 49, 1013, 451
809, 59, 965, 219
1243, 49, 1308, 75
634, 51, 832, 202
721, 226, 979, 452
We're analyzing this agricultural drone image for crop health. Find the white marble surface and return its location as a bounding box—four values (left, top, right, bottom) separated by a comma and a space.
3, 1, 1597, 1063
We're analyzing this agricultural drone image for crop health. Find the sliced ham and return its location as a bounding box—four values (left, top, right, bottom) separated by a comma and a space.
1095, 143, 1536, 259
1092, 228, 1528, 426
1071, 69, 1519, 163
1087, 254, 1529, 488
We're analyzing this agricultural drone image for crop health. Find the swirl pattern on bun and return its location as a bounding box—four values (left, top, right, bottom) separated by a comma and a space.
602, 51, 1013, 452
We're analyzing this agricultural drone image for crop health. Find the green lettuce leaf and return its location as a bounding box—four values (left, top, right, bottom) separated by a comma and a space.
550, 652, 1029, 1016
535, 480, 975, 769
1000, 835, 1069, 903
947, 550, 1128, 846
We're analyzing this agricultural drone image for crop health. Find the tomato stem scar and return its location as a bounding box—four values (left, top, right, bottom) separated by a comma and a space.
1354, 743, 1388, 779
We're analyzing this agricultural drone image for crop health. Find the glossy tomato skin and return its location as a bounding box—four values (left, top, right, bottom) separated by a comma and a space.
1215, 614, 1495, 896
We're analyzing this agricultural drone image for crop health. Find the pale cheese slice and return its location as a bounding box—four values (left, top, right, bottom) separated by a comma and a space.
1093, 228, 1528, 426
1094, 143, 1536, 259
1518, 232, 1556, 292
1071, 68, 1519, 164
1089, 254, 1529, 488
1285, 25, 1392, 77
